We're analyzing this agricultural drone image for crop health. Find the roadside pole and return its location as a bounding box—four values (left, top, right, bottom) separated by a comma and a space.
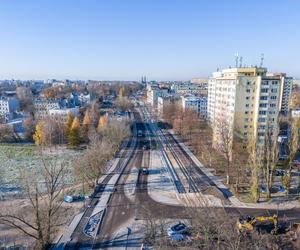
126, 227, 131, 250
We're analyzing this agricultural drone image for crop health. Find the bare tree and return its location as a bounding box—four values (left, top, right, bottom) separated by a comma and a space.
260, 125, 279, 198
181, 108, 199, 142
162, 103, 178, 126
232, 136, 248, 193
283, 116, 300, 194
88, 100, 100, 127
290, 90, 300, 110
75, 136, 114, 189
114, 96, 133, 112
0, 124, 15, 142
16, 86, 34, 113
24, 116, 36, 142
74, 120, 130, 189
152, 206, 283, 250
215, 118, 232, 185
247, 134, 261, 202
101, 120, 130, 152
173, 106, 185, 136
0, 157, 68, 249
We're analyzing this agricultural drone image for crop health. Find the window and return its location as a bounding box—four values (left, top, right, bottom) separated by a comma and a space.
270, 96, 277, 100
246, 89, 251, 93
262, 81, 269, 85
271, 89, 277, 93
261, 88, 268, 93
259, 111, 267, 115
260, 103, 267, 108
245, 111, 249, 114
245, 104, 249, 108
260, 96, 268, 100
270, 103, 276, 107
246, 96, 250, 100
258, 118, 266, 122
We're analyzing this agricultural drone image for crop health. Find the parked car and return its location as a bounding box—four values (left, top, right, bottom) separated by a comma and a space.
278, 185, 286, 193
260, 186, 266, 193
167, 222, 189, 236
64, 195, 84, 203
140, 168, 149, 175
275, 169, 285, 176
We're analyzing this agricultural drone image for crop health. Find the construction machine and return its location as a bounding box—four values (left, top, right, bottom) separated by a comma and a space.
237, 214, 278, 234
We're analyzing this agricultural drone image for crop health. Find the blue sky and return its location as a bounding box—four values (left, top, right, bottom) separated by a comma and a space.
0, 0, 299, 80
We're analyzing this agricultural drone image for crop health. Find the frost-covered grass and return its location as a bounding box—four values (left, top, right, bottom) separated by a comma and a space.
0, 143, 83, 194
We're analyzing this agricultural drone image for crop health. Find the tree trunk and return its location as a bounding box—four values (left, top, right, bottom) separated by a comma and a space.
226, 161, 230, 185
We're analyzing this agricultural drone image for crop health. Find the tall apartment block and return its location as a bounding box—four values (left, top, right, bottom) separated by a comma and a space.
207, 67, 292, 145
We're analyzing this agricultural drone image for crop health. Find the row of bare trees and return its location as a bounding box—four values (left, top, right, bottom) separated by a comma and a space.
74, 120, 130, 190
161, 102, 300, 202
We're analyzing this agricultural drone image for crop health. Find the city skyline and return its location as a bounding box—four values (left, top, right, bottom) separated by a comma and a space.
0, 0, 299, 80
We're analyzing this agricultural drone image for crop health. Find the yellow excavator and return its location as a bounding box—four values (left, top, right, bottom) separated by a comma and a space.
237, 214, 278, 234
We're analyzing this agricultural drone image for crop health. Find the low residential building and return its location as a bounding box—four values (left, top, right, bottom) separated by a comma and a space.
48, 107, 79, 122
181, 95, 207, 118
33, 98, 61, 119
146, 83, 169, 107
291, 109, 300, 118
79, 93, 91, 105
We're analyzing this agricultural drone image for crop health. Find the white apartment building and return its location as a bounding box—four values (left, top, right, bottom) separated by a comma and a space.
181, 95, 207, 118
0, 97, 20, 121
208, 67, 292, 145
146, 84, 169, 107
34, 98, 61, 118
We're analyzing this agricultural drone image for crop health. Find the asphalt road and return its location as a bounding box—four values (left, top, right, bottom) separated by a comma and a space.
66, 107, 300, 249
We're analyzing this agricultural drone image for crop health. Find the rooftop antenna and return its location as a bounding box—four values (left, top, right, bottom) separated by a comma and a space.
260, 53, 264, 67
239, 56, 243, 68
234, 52, 239, 68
